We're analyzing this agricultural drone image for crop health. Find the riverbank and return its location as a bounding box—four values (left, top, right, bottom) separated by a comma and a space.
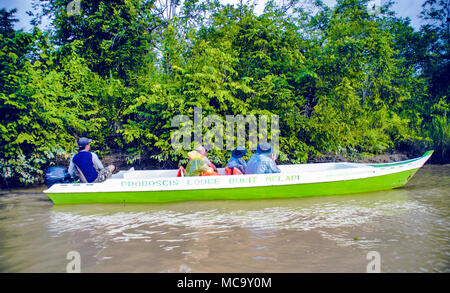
309, 152, 412, 164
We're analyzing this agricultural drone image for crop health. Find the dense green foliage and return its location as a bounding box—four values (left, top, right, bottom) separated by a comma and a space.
1, 0, 448, 186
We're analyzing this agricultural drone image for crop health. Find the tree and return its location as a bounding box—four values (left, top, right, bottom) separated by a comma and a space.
30, 0, 156, 79
418, 0, 449, 102
0, 8, 19, 37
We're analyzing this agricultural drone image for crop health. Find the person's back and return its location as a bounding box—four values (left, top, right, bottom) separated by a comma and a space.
245, 143, 280, 174
72, 151, 100, 183
68, 137, 115, 183
185, 151, 214, 176
227, 157, 247, 172
226, 146, 247, 173
195, 146, 217, 171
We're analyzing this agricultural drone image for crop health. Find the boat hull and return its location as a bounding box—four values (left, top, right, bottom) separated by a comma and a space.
47, 167, 420, 205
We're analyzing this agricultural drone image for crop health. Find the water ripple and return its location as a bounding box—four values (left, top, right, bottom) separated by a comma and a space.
47, 198, 426, 243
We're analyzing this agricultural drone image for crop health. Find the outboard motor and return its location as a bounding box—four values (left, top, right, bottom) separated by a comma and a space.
44, 167, 73, 188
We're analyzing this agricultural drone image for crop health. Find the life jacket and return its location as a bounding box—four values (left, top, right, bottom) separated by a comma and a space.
176, 166, 185, 177
200, 171, 221, 176
233, 168, 243, 175
224, 167, 243, 175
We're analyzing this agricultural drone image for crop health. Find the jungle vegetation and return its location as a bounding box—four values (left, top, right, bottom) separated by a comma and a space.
0, 0, 448, 186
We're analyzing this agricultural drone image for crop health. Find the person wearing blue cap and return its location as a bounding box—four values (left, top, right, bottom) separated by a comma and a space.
68, 137, 115, 183
245, 143, 281, 174
226, 146, 248, 174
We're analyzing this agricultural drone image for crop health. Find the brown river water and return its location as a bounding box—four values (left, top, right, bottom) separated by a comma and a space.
0, 165, 448, 273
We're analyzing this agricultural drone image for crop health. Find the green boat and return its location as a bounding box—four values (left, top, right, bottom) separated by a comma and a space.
44, 151, 434, 205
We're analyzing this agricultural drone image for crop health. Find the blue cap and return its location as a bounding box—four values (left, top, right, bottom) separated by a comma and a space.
78, 137, 92, 150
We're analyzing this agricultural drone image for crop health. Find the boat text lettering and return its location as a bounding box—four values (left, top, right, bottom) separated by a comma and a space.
228, 176, 257, 184
121, 179, 179, 188
265, 175, 301, 183
186, 178, 220, 186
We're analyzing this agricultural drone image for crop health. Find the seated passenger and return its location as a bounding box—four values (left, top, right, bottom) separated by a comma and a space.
245, 143, 281, 174
226, 146, 247, 174
68, 137, 115, 183
185, 150, 215, 177
195, 146, 217, 171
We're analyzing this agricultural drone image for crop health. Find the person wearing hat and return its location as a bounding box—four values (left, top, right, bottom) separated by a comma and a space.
226, 146, 248, 174
68, 137, 115, 183
185, 150, 215, 177
195, 146, 217, 171
245, 142, 281, 174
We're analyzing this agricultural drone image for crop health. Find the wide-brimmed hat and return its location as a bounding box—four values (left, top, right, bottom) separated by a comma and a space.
78, 137, 92, 149
232, 146, 247, 158
256, 142, 273, 155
